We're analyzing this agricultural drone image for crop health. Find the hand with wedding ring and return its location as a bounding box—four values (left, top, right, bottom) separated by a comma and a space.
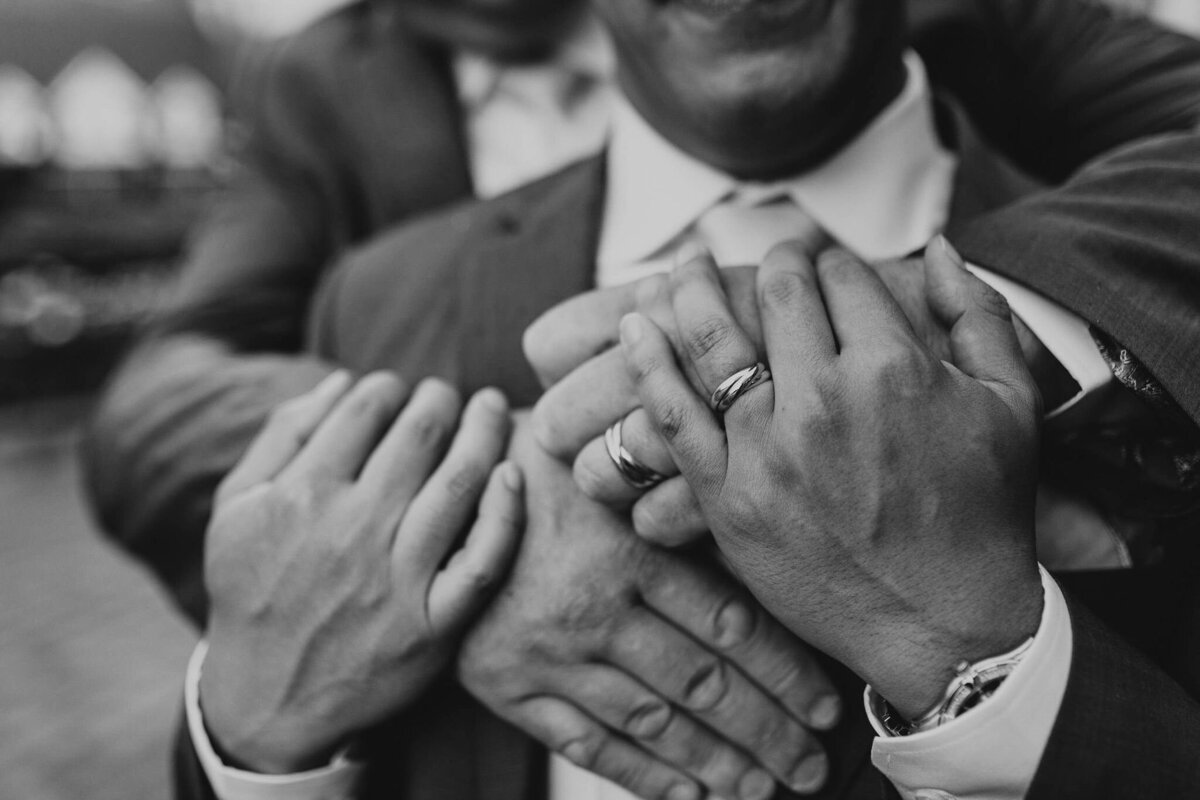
525, 244, 1054, 547
621, 237, 1045, 719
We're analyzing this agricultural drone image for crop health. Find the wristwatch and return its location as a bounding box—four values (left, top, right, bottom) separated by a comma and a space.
869, 635, 1035, 737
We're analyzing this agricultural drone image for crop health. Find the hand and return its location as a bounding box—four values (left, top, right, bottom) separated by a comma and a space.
527, 266, 762, 546
457, 418, 839, 800
529, 252, 1065, 548
200, 371, 523, 773
621, 238, 1045, 719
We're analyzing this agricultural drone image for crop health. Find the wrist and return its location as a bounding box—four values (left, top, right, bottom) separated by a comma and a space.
199, 644, 346, 774
860, 565, 1043, 720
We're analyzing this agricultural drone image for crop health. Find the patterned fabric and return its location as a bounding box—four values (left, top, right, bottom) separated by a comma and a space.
1041, 329, 1200, 566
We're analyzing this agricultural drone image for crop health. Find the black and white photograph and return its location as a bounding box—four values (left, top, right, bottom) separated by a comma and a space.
2, 0, 1200, 798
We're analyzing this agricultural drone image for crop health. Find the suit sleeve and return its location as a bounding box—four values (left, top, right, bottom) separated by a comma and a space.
1026, 593, 1200, 799
914, 0, 1200, 183
81, 38, 348, 624
949, 133, 1200, 429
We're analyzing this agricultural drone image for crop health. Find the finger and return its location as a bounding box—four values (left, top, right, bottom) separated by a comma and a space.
279, 371, 409, 482
574, 408, 680, 505
523, 280, 643, 389
621, 313, 728, 497
424, 462, 524, 633
755, 242, 836, 394
217, 369, 353, 503
604, 607, 829, 794
531, 269, 766, 461
532, 347, 638, 460
357, 378, 461, 502
556, 665, 778, 800
510, 696, 702, 800
670, 245, 762, 398
631, 478, 710, 548
814, 248, 920, 354
637, 559, 842, 733
924, 236, 1041, 416
391, 388, 510, 566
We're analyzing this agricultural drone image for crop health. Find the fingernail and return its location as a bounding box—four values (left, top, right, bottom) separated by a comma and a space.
675, 240, 711, 269
499, 462, 522, 492
739, 768, 776, 800
808, 694, 841, 730
936, 235, 965, 269
619, 313, 645, 345
316, 369, 350, 392
790, 753, 829, 793
476, 387, 508, 413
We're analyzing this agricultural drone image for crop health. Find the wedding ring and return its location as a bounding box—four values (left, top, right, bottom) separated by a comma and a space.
605, 415, 667, 491
709, 362, 772, 414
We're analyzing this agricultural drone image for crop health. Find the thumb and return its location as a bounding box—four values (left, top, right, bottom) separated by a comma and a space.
924, 236, 1041, 418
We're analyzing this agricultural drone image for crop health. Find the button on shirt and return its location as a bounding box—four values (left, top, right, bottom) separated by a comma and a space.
192, 46, 1101, 800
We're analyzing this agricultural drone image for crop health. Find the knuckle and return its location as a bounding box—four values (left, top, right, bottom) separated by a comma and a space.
649, 399, 688, 444
624, 698, 674, 741
863, 343, 934, 393
758, 267, 807, 311
685, 316, 737, 361
408, 411, 451, 449
560, 731, 605, 770
711, 596, 757, 649
445, 463, 488, 503
682, 659, 730, 711
460, 565, 499, 596
974, 281, 1012, 319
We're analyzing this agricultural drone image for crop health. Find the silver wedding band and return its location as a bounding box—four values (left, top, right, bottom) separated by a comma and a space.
709, 362, 772, 414
605, 415, 667, 491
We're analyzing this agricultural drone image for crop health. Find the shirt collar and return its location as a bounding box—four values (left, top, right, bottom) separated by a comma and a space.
597, 51, 958, 269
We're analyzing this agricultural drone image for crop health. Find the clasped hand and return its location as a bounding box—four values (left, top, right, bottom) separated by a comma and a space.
611, 239, 1046, 717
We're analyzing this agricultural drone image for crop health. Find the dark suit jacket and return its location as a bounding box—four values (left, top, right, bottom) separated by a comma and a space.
302, 109, 1200, 797
83, 0, 1200, 626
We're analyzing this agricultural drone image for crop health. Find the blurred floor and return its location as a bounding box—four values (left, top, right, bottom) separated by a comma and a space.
0, 396, 196, 800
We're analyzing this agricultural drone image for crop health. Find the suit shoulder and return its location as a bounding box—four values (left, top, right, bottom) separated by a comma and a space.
229, 2, 401, 117
369, 156, 604, 257
313, 156, 603, 345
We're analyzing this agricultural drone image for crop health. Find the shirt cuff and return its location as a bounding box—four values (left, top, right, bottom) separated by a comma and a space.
185, 641, 365, 800
966, 265, 1113, 419
866, 566, 1072, 800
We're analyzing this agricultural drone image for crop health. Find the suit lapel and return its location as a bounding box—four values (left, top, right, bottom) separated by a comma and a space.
458, 157, 607, 407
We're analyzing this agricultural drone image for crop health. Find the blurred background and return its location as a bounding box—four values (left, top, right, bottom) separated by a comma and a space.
0, 1, 1196, 798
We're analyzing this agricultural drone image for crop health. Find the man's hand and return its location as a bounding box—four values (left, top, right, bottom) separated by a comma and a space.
200, 372, 523, 773
527, 252, 1060, 547
457, 418, 840, 800
622, 239, 1045, 718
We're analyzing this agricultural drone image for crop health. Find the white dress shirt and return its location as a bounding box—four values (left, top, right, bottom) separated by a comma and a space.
193, 46, 1112, 800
